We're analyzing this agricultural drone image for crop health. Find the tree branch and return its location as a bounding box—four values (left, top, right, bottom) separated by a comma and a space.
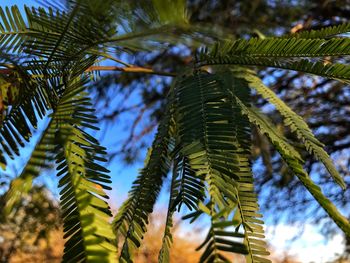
0, 65, 176, 77
85, 66, 176, 77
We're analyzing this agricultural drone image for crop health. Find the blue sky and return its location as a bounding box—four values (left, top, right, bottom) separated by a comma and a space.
2, 0, 39, 9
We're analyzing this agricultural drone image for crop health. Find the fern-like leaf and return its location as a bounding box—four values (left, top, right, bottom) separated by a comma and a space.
114, 93, 174, 262
175, 70, 271, 262
54, 76, 116, 262
158, 156, 206, 262
223, 70, 271, 263
173, 156, 206, 212
177, 72, 239, 208
201, 36, 350, 59
238, 71, 345, 188
3, 118, 55, 215
286, 22, 350, 39
198, 53, 350, 84
197, 205, 248, 263
158, 158, 180, 263
237, 100, 350, 236
0, 5, 28, 52
0, 60, 51, 168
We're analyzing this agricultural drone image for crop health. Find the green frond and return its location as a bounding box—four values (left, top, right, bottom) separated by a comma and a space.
0, 66, 51, 168
175, 70, 270, 262
198, 54, 350, 83
200, 36, 350, 59
1, 57, 96, 224
158, 156, 206, 262
152, 0, 188, 25
24, 5, 81, 62
2, 60, 116, 260
237, 100, 350, 236
78, 0, 202, 54
114, 94, 174, 262
236, 163, 271, 263
0, 56, 95, 169
22, 1, 195, 64
117, 166, 166, 263
238, 103, 302, 162
44, 3, 81, 66
54, 76, 116, 262
158, 158, 180, 263
0, 5, 28, 52
263, 59, 350, 83
57, 126, 116, 262
176, 72, 237, 208
173, 156, 206, 212
222, 70, 271, 263
113, 0, 187, 31
116, 148, 170, 262
28, 0, 188, 61
286, 22, 350, 39
24, 3, 115, 63
197, 204, 248, 263
3, 118, 56, 216
238, 71, 345, 188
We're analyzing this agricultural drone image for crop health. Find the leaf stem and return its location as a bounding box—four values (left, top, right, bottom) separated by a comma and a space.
85, 65, 176, 77
0, 65, 176, 77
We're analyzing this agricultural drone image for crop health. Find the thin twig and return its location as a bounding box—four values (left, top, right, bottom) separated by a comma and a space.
0, 65, 176, 77
85, 66, 176, 77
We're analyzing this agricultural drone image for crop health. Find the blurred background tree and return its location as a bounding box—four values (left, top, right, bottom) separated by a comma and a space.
0, 184, 61, 263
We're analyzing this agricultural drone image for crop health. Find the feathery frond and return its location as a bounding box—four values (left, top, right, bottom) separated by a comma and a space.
0, 59, 51, 169
3, 118, 55, 216
158, 155, 206, 262
286, 22, 350, 39
114, 92, 174, 262
236, 70, 345, 188
173, 156, 206, 212
175, 70, 271, 262
237, 100, 350, 237
223, 70, 271, 263
0, 5, 28, 52
198, 54, 350, 83
201, 37, 350, 59
158, 158, 180, 263
54, 75, 116, 262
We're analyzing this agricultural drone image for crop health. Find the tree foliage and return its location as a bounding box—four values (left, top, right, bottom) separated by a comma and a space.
0, 1, 349, 262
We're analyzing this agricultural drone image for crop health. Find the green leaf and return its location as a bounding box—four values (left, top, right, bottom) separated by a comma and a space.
152, 0, 188, 25
239, 72, 345, 188
114, 85, 175, 262
237, 99, 350, 236
0, 63, 51, 167
198, 53, 350, 84
285, 22, 350, 39
0, 5, 29, 52
200, 36, 350, 59
175, 70, 271, 262
3, 118, 56, 216
54, 75, 116, 262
